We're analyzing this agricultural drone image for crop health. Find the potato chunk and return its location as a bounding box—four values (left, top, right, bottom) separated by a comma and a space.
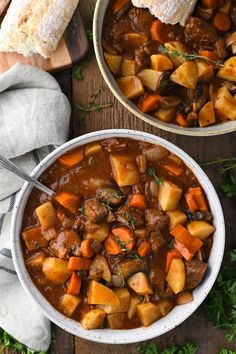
104, 52, 122, 74
59, 294, 81, 317
35, 202, 57, 230
164, 41, 186, 67
176, 291, 193, 305
151, 54, 174, 71
22, 226, 48, 251
215, 86, 236, 120
86, 223, 109, 242
88, 280, 120, 305
155, 107, 177, 123
42, 257, 71, 284
110, 154, 139, 186
198, 101, 216, 127
128, 294, 142, 319
122, 58, 137, 76
107, 312, 126, 329
166, 259, 185, 294
89, 255, 111, 282
170, 61, 198, 89
197, 61, 213, 82
26, 251, 46, 269
117, 76, 144, 99
217, 57, 236, 82
167, 210, 187, 230
137, 302, 162, 327
158, 299, 174, 317
99, 288, 130, 314
187, 221, 215, 240
137, 69, 163, 91
158, 181, 182, 211
127, 272, 153, 295
81, 309, 106, 330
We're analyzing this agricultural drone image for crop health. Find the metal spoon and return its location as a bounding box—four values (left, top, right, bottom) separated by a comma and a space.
0, 154, 55, 197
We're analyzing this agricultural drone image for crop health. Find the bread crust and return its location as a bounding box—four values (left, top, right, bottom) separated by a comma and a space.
0, 0, 10, 15
0, 0, 79, 58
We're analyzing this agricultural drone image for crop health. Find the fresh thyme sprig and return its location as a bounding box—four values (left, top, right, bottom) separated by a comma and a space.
114, 190, 125, 199
75, 86, 112, 122
124, 211, 136, 230
204, 249, 236, 342
160, 45, 224, 68
0, 328, 46, 354
202, 157, 236, 198
137, 341, 198, 354
102, 200, 113, 210
147, 166, 164, 185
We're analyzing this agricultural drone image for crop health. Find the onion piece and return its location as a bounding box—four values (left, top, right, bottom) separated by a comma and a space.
226, 32, 236, 47
143, 146, 168, 161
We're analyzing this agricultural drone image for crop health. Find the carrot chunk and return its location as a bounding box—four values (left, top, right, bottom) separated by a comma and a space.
80, 239, 93, 259
58, 147, 84, 168
68, 257, 92, 271
213, 12, 231, 31
67, 272, 82, 295
185, 192, 198, 212
104, 233, 122, 255
150, 19, 167, 43
170, 224, 203, 258
174, 240, 194, 261
55, 192, 80, 214
176, 113, 189, 127
129, 194, 147, 209
164, 164, 183, 176
199, 50, 219, 69
200, 0, 221, 8
189, 187, 208, 211
166, 249, 182, 273
138, 94, 161, 113
138, 241, 152, 258
112, 226, 136, 251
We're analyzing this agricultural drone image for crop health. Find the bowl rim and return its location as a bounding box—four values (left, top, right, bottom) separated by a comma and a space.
93, 0, 236, 137
11, 129, 225, 344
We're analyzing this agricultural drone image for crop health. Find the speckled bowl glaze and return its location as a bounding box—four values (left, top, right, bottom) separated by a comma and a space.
93, 0, 236, 137
12, 130, 225, 344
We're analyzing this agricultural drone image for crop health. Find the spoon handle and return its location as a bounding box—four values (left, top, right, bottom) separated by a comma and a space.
0, 155, 55, 197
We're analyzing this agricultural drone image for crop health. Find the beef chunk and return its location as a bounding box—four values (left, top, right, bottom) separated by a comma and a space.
96, 188, 123, 205
145, 209, 169, 231
114, 258, 147, 278
129, 8, 153, 37
184, 17, 217, 50
135, 46, 150, 69
214, 38, 227, 59
149, 268, 166, 296
196, 5, 215, 21
116, 205, 145, 227
106, 210, 117, 223
231, 4, 236, 25
50, 230, 80, 259
84, 220, 100, 233
84, 198, 108, 223
149, 232, 168, 253
185, 259, 207, 289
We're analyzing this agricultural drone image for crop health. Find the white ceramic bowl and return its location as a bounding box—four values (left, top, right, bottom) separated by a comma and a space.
93, 0, 236, 137
12, 129, 225, 344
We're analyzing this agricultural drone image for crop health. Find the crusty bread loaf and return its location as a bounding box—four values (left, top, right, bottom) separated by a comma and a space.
0, 0, 11, 15
131, 0, 197, 25
0, 0, 79, 58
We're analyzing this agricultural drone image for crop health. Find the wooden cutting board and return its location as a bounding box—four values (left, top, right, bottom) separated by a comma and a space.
0, 5, 89, 74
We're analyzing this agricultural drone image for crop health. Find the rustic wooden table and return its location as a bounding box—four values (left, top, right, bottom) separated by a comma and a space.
3, 0, 236, 353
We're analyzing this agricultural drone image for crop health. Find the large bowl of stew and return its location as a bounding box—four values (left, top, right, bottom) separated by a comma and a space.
94, 0, 236, 136
12, 129, 225, 344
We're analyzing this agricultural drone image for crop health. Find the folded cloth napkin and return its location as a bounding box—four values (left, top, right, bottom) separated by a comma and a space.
0, 63, 71, 352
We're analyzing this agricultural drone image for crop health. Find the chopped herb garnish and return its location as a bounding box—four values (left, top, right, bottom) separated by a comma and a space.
34, 241, 40, 249
204, 249, 236, 342
114, 190, 125, 199
86, 30, 93, 42
102, 200, 113, 210
137, 341, 198, 354
147, 166, 164, 185
78, 206, 84, 214
73, 65, 84, 81
160, 45, 224, 68
202, 157, 236, 198
124, 210, 136, 230
114, 236, 127, 252
0, 328, 46, 354
75, 86, 112, 122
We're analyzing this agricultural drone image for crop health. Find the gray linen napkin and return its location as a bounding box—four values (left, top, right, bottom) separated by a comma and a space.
0, 63, 71, 352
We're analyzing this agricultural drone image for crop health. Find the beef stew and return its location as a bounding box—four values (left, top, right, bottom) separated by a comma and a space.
21, 138, 215, 330
102, 0, 236, 127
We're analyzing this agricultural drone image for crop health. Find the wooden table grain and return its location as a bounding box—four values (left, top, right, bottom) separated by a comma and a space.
3, 0, 236, 353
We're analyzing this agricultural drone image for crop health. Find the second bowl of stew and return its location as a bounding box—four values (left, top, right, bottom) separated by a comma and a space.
12, 129, 225, 343
94, 0, 236, 136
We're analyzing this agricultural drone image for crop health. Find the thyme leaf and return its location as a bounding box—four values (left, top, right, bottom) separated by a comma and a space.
73, 65, 84, 81
147, 166, 164, 185
101, 200, 113, 210
124, 210, 136, 231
